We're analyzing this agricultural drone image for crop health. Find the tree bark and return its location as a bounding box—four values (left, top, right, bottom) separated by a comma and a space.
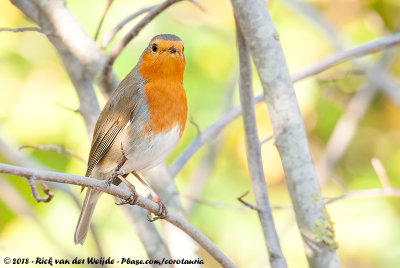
231, 0, 341, 267
236, 23, 287, 268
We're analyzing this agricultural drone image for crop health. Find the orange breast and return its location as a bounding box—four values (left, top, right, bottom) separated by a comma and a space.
138, 46, 187, 136
143, 79, 187, 136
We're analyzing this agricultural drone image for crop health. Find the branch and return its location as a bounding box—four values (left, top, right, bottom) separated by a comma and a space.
171, 33, 400, 176
0, 27, 42, 33
122, 205, 172, 264
100, 3, 162, 49
19, 144, 86, 164
231, 0, 340, 267
281, 0, 343, 50
284, 0, 400, 108
371, 158, 391, 188
28, 177, 54, 202
169, 105, 242, 177
11, 0, 120, 98
316, 49, 397, 185
0, 163, 237, 268
237, 191, 259, 211
235, 24, 287, 268
184, 73, 237, 214
142, 164, 201, 263
325, 188, 400, 204
11, 0, 102, 134
94, 0, 114, 41
292, 33, 400, 81
101, 0, 184, 93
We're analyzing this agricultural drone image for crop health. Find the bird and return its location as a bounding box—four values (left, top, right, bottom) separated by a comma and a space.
74, 34, 187, 245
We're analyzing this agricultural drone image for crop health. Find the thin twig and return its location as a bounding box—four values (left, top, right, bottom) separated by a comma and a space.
12, 0, 120, 98
292, 33, 400, 81
316, 49, 397, 185
184, 194, 251, 211
19, 144, 87, 164
371, 157, 391, 188
185, 72, 237, 214
260, 135, 273, 145
189, 117, 202, 135
325, 187, 400, 204
189, 0, 206, 12
0, 163, 238, 268
237, 191, 260, 211
0, 27, 42, 33
28, 176, 54, 203
101, 3, 162, 49
141, 164, 201, 262
101, 0, 184, 93
171, 33, 400, 178
54, 102, 79, 114
94, 0, 114, 41
169, 106, 242, 177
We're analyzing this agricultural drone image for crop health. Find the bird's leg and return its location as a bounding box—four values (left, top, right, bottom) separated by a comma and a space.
115, 174, 138, 205
131, 171, 167, 222
107, 143, 137, 205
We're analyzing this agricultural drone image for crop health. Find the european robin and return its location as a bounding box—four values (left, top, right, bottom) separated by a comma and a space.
74, 34, 187, 245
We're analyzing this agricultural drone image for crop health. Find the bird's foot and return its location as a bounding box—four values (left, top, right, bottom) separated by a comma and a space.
115, 176, 138, 206
147, 196, 168, 222
106, 169, 126, 185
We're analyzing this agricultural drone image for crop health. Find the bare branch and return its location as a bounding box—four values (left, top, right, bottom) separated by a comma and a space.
0, 27, 42, 33
283, 0, 400, 107
122, 205, 172, 264
316, 49, 397, 185
142, 164, 201, 265
172, 34, 400, 177
11, 0, 102, 134
169, 105, 242, 177
19, 144, 87, 164
28, 176, 54, 203
236, 23, 287, 268
371, 158, 391, 188
237, 191, 260, 211
292, 33, 400, 81
260, 135, 273, 145
0, 163, 238, 268
184, 194, 251, 211
281, 0, 343, 50
11, 0, 120, 98
94, 0, 114, 41
231, 0, 340, 266
101, 0, 184, 93
0, 135, 106, 257
101, 3, 162, 49
325, 187, 400, 204
54, 102, 79, 113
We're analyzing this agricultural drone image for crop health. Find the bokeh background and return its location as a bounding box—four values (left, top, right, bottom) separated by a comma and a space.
1, 0, 400, 267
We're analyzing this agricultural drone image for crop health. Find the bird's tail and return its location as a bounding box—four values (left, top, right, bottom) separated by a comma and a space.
74, 188, 102, 245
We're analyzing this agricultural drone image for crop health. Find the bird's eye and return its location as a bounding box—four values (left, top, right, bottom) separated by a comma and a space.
152, 43, 158, 52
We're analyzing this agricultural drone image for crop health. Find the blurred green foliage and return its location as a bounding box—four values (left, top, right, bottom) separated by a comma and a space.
1, 0, 400, 267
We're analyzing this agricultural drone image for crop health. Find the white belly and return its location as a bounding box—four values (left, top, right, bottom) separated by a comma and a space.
121, 125, 180, 172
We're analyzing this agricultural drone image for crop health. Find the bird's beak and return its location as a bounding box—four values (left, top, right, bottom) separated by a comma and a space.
168, 46, 178, 53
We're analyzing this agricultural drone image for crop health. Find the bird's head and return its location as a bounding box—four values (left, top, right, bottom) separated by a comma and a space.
139, 34, 185, 82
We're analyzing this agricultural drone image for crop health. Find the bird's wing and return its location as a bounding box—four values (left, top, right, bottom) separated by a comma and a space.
85, 76, 143, 178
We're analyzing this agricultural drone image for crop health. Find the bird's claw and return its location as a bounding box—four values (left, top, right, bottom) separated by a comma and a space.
116, 188, 138, 206
147, 199, 167, 222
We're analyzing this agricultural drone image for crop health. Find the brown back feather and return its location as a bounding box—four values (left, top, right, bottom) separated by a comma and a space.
85, 72, 143, 178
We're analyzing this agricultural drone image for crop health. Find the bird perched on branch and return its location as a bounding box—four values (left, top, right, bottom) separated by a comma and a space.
74, 34, 187, 245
